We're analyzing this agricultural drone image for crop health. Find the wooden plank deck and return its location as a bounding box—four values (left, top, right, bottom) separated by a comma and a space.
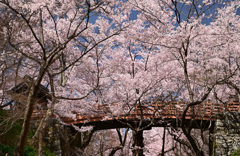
31, 102, 240, 125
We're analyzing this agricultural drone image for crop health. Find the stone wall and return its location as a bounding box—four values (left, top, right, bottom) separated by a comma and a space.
31, 119, 62, 156
214, 112, 240, 156
45, 120, 62, 156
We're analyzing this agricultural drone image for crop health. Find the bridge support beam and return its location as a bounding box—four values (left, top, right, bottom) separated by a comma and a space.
209, 123, 214, 156
132, 130, 144, 156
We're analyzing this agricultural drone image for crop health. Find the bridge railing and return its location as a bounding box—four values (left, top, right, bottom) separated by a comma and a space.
31, 102, 240, 123
110, 102, 239, 120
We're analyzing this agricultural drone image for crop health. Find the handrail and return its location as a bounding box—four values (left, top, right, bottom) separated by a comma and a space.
31, 102, 240, 124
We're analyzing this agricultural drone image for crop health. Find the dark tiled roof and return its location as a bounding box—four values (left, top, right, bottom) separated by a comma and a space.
8, 81, 52, 102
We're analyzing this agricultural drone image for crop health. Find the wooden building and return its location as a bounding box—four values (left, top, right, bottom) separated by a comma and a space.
5, 75, 51, 110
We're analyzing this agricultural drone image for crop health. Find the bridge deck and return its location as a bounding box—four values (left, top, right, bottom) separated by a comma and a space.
31, 102, 240, 128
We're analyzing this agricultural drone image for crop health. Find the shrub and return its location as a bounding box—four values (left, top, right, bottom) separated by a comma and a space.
231, 148, 240, 156
0, 144, 14, 156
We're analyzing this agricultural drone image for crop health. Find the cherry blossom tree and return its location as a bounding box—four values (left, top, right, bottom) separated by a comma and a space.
68, 0, 239, 155
56, 0, 240, 155
0, 0, 130, 155
123, 0, 240, 155
1, 0, 240, 155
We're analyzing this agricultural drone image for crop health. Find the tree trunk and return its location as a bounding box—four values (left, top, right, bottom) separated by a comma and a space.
161, 127, 166, 156
132, 130, 144, 156
209, 125, 214, 156
15, 71, 46, 156
38, 128, 43, 156
15, 86, 37, 156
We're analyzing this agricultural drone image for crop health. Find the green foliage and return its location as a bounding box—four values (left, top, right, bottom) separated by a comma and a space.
0, 144, 14, 156
0, 144, 40, 156
0, 109, 23, 146
43, 148, 55, 156
231, 148, 240, 156
24, 146, 36, 156
0, 144, 56, 156
0, 109, 5, 116
0, 109, 55, 156
24, 146, 56, 156
0, 122, 22, 144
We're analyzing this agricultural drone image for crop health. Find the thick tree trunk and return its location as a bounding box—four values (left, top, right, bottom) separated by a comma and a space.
132, 130, 144, 156
15, 71, 45, 156
15, 86, 37, 156
161, 127, 166, 156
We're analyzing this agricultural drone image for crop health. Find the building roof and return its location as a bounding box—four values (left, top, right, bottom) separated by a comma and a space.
7, 75, 52, 104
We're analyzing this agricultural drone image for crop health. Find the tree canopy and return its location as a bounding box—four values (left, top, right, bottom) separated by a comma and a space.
0, 0, 240, 155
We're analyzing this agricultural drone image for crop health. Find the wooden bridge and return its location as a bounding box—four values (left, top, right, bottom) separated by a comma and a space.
6, 77, 239, 130
31, 102, 240, 130
6, 79, 240, 155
